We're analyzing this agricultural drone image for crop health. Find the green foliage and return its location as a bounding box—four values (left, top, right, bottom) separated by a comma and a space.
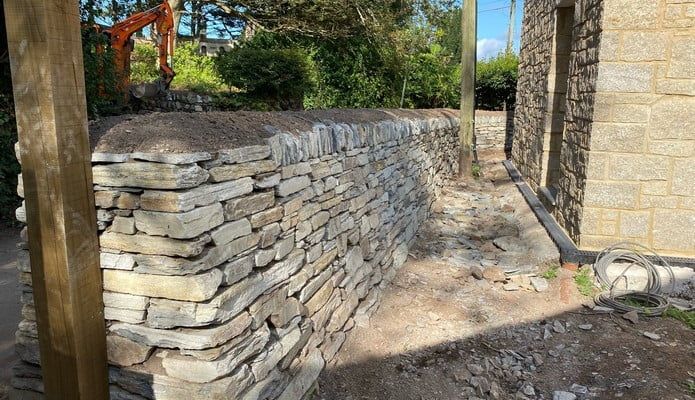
0, 63, 20, 225
171, 43, 224, 93
541, 265, 560, 280
471, 162, 482, 178
305, 37, 401, 109
401, 44, 459, 109
476, 52, 519, 110
130, 43, 159, 84
81, 27, 122, 117
574, 267, 595, 297
216, 45, 315, 110
663, 307, 695, 329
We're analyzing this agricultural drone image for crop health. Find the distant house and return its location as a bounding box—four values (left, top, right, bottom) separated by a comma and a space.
178, 34, 238, 56
511, 0, 694, 257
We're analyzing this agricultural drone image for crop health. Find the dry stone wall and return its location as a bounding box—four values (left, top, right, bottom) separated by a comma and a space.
11, 109, 459, 399
474, 110, 514, 152
139, 90, 216, 112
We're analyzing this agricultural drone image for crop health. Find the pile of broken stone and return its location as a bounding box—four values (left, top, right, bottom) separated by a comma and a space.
12, 111, 459, 399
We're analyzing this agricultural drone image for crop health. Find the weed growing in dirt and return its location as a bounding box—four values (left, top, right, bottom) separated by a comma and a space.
663, 307, 695, 329
574, 267, 595, 296
541, 265, 559, 280
685, 380, 695, 395
471, 163, 482, 178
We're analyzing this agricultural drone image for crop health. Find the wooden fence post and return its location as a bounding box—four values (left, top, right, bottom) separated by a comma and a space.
4, 0, 109, 398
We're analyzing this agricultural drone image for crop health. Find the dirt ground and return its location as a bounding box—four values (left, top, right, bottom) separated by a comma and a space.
318, 153, 695, 400
0, 226, 20, 393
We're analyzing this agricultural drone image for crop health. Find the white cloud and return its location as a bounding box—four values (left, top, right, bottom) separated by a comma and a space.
476, 38, 506, 59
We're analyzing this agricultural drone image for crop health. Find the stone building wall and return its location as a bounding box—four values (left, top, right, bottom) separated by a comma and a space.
512, 0, 694, 257
11, 109, 459, 399
553, 0, 604, 241
579, 0, 695, 255
511, 0, 555, 190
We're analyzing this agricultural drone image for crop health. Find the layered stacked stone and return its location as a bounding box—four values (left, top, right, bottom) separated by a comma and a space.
473, 110, 514, 152
11, 109, 459, 399
140, 90, 216, 112
513, 0, 694, 257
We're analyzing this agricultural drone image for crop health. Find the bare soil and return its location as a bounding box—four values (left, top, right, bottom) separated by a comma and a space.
318, 153, 695, 400
89, 109, 457, 154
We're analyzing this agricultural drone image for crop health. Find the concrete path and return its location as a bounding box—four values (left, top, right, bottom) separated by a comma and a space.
0, 226, 20, 388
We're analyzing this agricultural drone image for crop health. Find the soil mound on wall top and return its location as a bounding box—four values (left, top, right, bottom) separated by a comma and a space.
88, 109, 457, 154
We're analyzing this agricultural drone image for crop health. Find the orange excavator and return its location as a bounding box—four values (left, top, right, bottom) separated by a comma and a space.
100, 0, 176, 99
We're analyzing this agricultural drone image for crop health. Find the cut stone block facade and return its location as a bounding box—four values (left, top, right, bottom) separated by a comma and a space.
512, 0, 695, 257
11, 109, 459, 399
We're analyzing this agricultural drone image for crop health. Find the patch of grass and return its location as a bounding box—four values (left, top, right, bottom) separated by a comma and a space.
471, 163, 482, 178
541, 265, 559, 280
685, 380, 695, 395
574, 267, 595, 297
663, 306, 695, 329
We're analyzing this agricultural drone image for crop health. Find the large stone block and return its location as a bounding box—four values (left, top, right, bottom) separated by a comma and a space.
609, 155, 669, 181
110, 312, 251, 350
652, 210, 695, 253
209, 160, 278, 182
210, 218, 252, 246
140, 178, 254, 212
107, 335, 154, 367
161, 325, 270, 383
103, 268, 222, 302
134, 203, 224, 239
224, 192, 275, 221
133, 233, 259, 276
583, 181, 639, 209
277, 176, 311, 197
93, 162, 209, 189
604, 0, 659, 29
671, 158, 695, 197
648, 97, 695, 140
100, 232, 210, 257
596, 63, 653, 93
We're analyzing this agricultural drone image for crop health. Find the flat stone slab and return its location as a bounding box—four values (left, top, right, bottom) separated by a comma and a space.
100, 232, 210, 257
103, 268, 223, 302
92, 162, 209, 189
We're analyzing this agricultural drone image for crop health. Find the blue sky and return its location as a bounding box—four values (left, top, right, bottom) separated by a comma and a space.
476, 0, 524, 59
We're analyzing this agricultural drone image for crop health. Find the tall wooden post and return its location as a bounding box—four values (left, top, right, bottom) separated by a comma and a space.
459, 0, 477, 177
506, 0, 517, 53
4, 1, 109, 399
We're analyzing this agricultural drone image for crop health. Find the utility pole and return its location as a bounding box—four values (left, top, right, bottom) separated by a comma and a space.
459, 0, 476, 178
4, 0, 109, 398
506, 0, 517, 53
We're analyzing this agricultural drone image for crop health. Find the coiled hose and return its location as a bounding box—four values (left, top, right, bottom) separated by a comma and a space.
593, 242, 674, 316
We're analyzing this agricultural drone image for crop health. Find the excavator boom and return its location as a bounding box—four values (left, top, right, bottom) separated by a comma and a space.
104, 1, 175, 98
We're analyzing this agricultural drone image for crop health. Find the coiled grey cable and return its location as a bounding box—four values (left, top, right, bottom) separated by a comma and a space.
593, 242, 674, 316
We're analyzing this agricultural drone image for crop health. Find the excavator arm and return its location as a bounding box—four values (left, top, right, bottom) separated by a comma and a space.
104, 1, 175, 96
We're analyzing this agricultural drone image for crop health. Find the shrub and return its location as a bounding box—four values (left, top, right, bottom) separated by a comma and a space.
304, 37, 401, 109
475, 52, 519, 110
81, 26, 122, 117
130, 42, 159, 84
401, 44, 459, 109
216, 46, 316, 110
0, 64, 19, 225
171, 42, 224, 93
